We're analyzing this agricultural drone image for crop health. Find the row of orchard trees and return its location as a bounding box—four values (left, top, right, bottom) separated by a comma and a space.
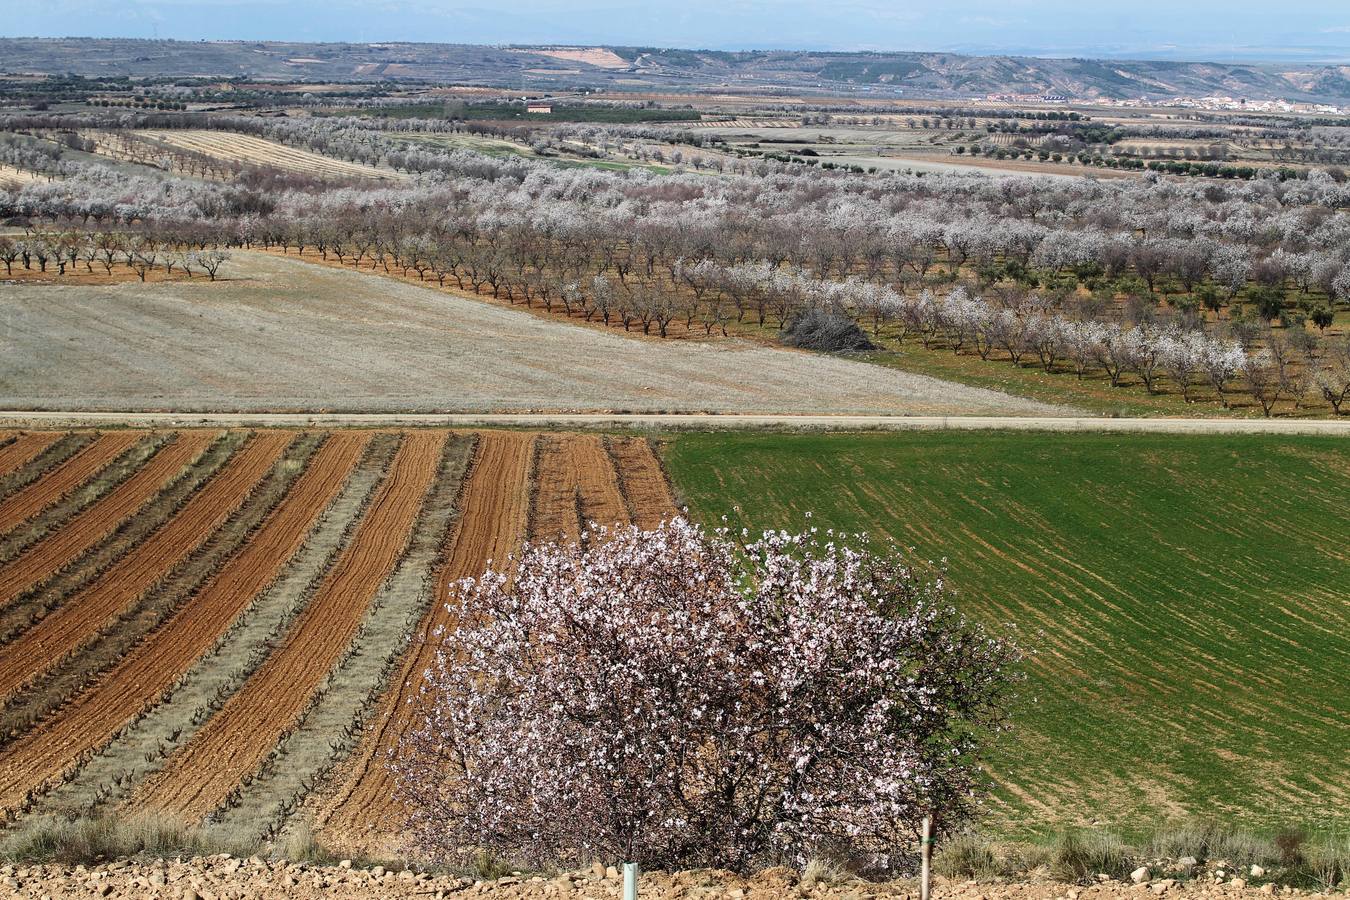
0, 229, 229, 281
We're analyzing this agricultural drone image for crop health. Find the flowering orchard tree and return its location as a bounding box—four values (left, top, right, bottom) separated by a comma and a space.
392, 519, 1021, 872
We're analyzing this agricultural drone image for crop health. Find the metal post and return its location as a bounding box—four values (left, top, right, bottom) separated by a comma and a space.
623, 862, 638, 900
920, 815, 933, 900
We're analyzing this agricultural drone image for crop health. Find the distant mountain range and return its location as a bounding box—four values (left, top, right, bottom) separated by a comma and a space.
4, 38, 1350, 103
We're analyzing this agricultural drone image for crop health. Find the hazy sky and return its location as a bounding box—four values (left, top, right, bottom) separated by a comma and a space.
13, 0, 1350, 63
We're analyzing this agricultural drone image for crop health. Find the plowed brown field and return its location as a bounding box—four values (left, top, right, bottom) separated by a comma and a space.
0, 432, 370, 815
0, 433, 63, 479
318, 431, 535, 850
0, 431, 291, 703
607, 436, 681, 529
132, 431, 446, 821
0, 432, 219, 609
0, 434, 146, 539
530, 435, 629, 543
0, 433, 145, 535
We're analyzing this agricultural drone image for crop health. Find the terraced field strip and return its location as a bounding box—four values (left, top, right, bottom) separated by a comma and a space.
530, 434, 629, 544
606, 436, 682, 528
664, 432, 1350, 833
0, 431, 373, 816
0, 433, 91, 501
132, 431, 446, 822
0, 433, 242, 643
212, 435, 474, 842
0, 432, 326, 742
0, 433, 171, 566
138, 130, 404, 181
0, 432, 219, 608
0, 432, 145, 534
0, 433, 63, 479
318, 431, 536, 851
28, 433, 394, 823
0, 431, 291, 703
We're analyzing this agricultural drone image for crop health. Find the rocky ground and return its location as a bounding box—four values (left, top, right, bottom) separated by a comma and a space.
0, 857, 1337, 900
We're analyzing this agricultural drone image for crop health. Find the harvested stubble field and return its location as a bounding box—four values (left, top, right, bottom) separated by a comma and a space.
0, 428, 681, 860
663, 431, 1350, 836
0, 251, 1063, 417
129, 130, 404, 182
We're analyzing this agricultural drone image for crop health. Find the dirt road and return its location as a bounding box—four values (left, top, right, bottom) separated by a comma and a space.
0, 411, 1346, 435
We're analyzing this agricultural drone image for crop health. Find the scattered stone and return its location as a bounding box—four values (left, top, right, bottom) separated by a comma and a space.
1153, 879, 1177, 895
339, 859, 353, 869
1250, 866, 1265, 878
1230, 879, 1248, 889
606, 866, 620, 881
1131, 867, 1151, 884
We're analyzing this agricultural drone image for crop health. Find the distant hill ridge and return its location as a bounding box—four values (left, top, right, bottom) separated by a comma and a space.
3, 37, 1349, 103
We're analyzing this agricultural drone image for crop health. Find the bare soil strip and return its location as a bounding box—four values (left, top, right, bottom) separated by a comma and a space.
0, 433, 64, 480
0, 433, 325, 744
0, 432, 219, 609
529, 435, 583, 544
0, 433, 91, 502
131, 432, 446, 822
209, 435, 474, 842
572, 435, 631, 531
0, 432, 170, 565
606, 436, 681, 529
0, 431, 291, 703
0, 432, 237, 634
0, 432, 145, 535
0, 432, 374, 817
317, 431, 536, 853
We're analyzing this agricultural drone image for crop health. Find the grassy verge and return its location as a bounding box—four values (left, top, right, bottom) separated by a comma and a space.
663, 431, 1350, 836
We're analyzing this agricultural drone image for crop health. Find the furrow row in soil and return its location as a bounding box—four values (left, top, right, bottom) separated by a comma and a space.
0, 431, 229, 623
0, 431, 291, 703
130, 431, 447, 822
0, 432, 172, 566
208, 434, 475, 842
0, 432, 146, 535
27, 432, 392, 823
0, 433, 63, 481
0, 431, 376, 818
605, 436, 683, 529
0, 432, 327, 744
316, 430, 536, 854
0, 433, 89, 502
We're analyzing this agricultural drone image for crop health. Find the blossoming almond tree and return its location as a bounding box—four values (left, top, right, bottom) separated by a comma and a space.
392, 519, 1021, 872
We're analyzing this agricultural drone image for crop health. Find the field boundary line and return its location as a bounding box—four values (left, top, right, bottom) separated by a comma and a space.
0, 412, 1347, 435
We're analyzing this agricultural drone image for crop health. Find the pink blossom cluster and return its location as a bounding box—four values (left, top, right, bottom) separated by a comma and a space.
392, 519, 1020, 872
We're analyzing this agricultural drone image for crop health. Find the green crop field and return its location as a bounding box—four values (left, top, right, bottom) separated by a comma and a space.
663, 432, 1350, 837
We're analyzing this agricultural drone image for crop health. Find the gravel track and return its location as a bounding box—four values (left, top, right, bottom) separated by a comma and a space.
132, 432, 447, 821
0, 251, 1063, 417
4, 411, 1348, 434
0, 432, 290, 704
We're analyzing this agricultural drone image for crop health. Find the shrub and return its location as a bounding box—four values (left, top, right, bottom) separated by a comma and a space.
1050, 830, 1135, 884
393, 520, 1020, 873
935, 834, 1005, 879
780, 308, 875, 352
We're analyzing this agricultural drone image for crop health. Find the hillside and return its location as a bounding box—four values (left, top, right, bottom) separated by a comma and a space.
3, 37, 1350, 102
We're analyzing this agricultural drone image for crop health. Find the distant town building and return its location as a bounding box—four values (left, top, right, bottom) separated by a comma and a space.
526, 102, 553, 114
